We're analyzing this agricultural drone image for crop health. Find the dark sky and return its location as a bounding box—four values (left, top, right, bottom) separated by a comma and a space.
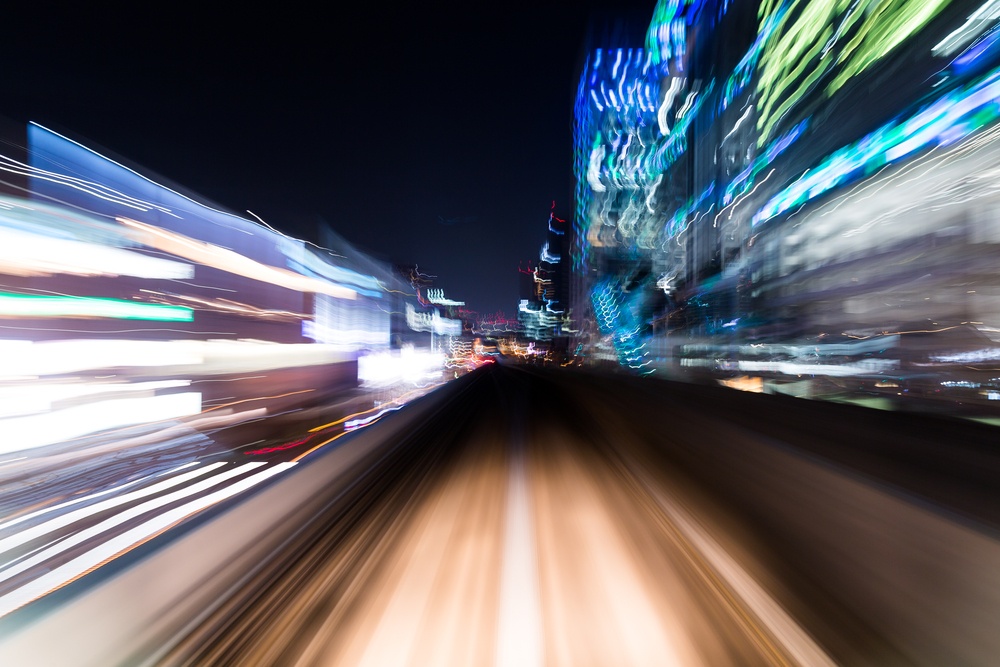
3, 1, 654, 316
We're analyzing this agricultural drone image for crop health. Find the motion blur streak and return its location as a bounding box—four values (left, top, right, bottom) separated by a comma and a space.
0, 462, 294, 618
0, 461, 200, 531
494, 447, 543, 667
0, 366, 996, 665
0, 116, 467, 626
0, 392, 203, 454
5, 0, 1000, 661
153, 365, 996, 666
0, 463, 265, 590
115, 217, 358, 301
308, 384, 446, 435
567, 0, 1000, 419
0, 462, 224, 554
625, 456, 837, 667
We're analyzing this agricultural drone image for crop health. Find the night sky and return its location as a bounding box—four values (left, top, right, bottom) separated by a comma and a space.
4, 2, 655, 317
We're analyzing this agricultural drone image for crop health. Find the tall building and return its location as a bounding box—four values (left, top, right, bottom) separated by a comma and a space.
574, 0, 1000, 398
572, 3, 686, 367
518, 208, 569, 343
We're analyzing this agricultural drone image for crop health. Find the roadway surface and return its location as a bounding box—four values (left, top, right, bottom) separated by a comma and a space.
0, 380, 436, 620
169, 364, 999, 666
2, 363, 998, 666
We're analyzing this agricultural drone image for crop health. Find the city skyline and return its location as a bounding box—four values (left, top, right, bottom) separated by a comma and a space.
1, 1, 656, 317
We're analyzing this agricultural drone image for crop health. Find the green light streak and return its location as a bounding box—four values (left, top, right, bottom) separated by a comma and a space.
757, 0, 848, 146
0, 293, 195, 321
827, 0, 951, 95
757, 31, 831, 142
646, 0, 681, 65
757, 0, 950, 147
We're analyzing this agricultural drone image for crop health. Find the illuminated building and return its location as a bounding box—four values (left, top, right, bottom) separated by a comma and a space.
0, 120, 436, 426
518, 209, 569, 344
7, 122, 419, 355
574, 0, 1000, 401
572, 5, 684, 367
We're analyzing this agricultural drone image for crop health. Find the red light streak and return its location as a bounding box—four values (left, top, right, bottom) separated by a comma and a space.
244, 435, 312, 456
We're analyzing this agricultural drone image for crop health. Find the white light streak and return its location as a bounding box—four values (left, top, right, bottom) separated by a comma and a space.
495, 451, 543, 667
0, 392, 202, 455
933, 0, 1000, 56
0, 462, 295, 618
657, 78, 685, 135
0, 462, 225, 555
721, 104, 754, 144
674, 91, 698, 121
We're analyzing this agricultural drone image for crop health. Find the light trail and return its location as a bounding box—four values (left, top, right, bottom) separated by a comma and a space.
495, 448, 543, 667
0, 462, 225, 556
0, 461, 200, 532
0, 462, 295, 618
0, 463, 266, 590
